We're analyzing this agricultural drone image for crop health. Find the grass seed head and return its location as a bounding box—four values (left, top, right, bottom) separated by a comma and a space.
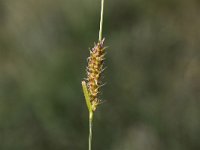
86, 39, 106, 111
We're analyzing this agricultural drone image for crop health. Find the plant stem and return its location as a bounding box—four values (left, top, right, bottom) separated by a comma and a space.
89, 112, 93, 150
99, 0, 105, 41
87, 1, 105, 150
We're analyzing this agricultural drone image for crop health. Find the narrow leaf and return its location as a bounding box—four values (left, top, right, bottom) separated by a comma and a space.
82, 81, 93, 113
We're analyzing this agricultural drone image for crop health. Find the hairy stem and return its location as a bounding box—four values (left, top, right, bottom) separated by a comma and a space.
99, 0, 105, 41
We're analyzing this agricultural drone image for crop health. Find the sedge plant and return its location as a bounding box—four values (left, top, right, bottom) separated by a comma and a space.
81, 0, 106, 150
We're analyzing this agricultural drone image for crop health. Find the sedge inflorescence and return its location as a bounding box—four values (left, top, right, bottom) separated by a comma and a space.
85, 39, 106, 111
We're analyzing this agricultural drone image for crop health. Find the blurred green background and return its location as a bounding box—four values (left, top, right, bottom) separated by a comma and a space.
0, 0, 200, 150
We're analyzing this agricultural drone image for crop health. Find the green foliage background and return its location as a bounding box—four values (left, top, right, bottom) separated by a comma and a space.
0, 0, 200, 150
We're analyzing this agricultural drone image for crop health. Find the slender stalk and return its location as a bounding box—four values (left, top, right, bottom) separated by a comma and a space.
82, 81, 94, 150
99, 0, 105, 41
88, 1, 105, 149
83, 0, 106, 150
89, 112, 93, 150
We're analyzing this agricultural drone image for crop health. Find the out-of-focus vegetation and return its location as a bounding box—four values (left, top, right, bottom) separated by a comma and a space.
0, 0, 200, 150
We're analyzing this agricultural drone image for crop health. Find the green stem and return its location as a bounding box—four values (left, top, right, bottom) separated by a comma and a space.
99, 0, 105, 41
82, 81, 94, 150
89, 112, 93, 150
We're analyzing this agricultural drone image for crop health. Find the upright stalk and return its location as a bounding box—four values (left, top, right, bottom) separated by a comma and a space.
89, 1, 105, 150
82, 81, 94, 150
89, 112, 93, 150
82, 0, 105, 150
99, 0, 104, 41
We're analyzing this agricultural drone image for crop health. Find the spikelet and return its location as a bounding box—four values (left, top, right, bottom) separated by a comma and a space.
85, 39, 106, 111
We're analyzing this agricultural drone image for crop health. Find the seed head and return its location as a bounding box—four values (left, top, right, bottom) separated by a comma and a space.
85, 39, 106, 111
